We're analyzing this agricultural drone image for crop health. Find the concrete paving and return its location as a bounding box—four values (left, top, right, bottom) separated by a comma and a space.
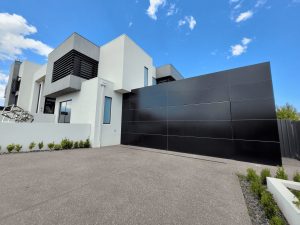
1, 145, 296, 225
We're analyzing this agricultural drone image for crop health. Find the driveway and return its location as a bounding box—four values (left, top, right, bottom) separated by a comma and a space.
0, 145, 255, 225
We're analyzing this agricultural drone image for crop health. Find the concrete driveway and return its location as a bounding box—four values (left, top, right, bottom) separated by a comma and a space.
0, 145, 254, 225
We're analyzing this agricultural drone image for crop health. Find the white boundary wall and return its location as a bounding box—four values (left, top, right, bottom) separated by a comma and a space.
267, 177, 300, 225
0, 123, 90, 152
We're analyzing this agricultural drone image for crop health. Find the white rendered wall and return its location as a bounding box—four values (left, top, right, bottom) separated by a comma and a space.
0, 123, 90, 152
54, 77, 98, 125
100, 80, 123, 146
17, 61, 43, 111
98, 35, 125, 91
29, 64, 47, 114
122, 35, 155, 91
98, 34, 155, 93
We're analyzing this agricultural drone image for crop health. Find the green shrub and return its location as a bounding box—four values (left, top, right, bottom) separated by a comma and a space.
48, 142, 55, 150
15, 144, 22, 152
293, 171, 300, 182
84, 138, 91, 148
38, 141, 44, 150
251, 179, 265, 198
54, 144, 61, 150
275, 167, 288, 180
61, 138, 73, 149
79, 140, 84, 148
260, 191, 278, 218
269, 216, 284, 225
293, 199, 300, 209
246, 168, 259, 182
73, 141, 79, 149
260, 168, 271, 185
29, 142, 36, 150
7, 144, 15, 153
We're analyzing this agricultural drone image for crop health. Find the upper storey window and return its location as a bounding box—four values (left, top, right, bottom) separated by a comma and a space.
52, 50, 98, 83
144, 67, 148, 87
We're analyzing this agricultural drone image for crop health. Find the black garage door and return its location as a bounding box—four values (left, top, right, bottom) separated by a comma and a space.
121, 62, 282, 166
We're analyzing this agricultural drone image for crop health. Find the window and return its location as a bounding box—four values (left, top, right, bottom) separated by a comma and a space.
144, 67, 148, 87
36, 83, 42, 113
44, 97, 56, 114
103, 96, 112, 124
58, 100, 72, 123
152, 77, 157, 85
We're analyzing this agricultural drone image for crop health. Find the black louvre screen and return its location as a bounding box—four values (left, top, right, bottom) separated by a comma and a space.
52, 50, 98, 82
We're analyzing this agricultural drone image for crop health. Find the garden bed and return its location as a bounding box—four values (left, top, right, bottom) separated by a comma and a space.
238, 175, 288, 225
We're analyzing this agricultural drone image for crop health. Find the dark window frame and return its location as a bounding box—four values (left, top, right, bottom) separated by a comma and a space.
58, 99, 72, 123
44, 97, 56, 114
103, 96, 112, 124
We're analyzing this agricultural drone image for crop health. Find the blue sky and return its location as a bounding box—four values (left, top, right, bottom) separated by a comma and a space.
0, 0, 299, 110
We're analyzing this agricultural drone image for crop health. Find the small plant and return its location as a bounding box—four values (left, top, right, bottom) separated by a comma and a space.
251, 179, 265, 198
53, 144, 61, 150
38, 141, 44, 150
275, 167, 288, 180
73, 141, 79, 149
7, 144, 15, 153
48, 142, 55, 150
29, 142, 36, 151
269, 216, 284, 225
84, 138, 91, 148
15, 144, 22, 152
260, 191, 278, 218
246, 168, 259, 182
293, 171, 300, 182
61, 138, 73, 149
260, 168, 271, 185
79, 140, 84, 148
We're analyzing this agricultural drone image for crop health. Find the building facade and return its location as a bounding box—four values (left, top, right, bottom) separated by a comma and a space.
4, 33, 281, 165
4, 33, 183, 148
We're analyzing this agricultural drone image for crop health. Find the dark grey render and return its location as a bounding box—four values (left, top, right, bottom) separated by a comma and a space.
121, 62, 282, 165
4, 60, 22, 106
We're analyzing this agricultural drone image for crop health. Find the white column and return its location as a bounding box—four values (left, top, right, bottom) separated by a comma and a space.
90, 78, 107, 147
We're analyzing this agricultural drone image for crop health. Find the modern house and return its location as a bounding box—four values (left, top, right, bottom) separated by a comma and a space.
3, 33, 282, 165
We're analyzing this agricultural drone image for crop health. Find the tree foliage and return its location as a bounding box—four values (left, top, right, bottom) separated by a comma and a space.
276, 103, 299, 121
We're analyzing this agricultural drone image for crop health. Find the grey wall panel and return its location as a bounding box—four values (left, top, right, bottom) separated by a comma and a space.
230, 80, 274, 101
168, 121, 232, 139
231, 98, 277, 120
232, 120, 279, 141
121, 62, 282, 165
168, 102, 231, 121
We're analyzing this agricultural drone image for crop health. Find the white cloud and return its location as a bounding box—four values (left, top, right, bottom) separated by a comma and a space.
0, 13, 53, 61
231, 44, 247, 56
229, 0, 240, 3
235, 10, 253, 22
0, 71, 8, 101
255, 0, 267, 8
146, 0, 166, 20
230, 37, 252, 57
128, 21, 133, 27
178, 16, 196, 31
242, 37, 252, 45
166, 3, 178, 16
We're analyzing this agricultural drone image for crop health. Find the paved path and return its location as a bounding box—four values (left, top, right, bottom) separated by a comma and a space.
0, 145, 258, 225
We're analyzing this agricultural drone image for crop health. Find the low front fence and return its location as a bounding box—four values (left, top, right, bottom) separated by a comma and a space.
0, 123, 91, 152
277, 120, 300, 160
